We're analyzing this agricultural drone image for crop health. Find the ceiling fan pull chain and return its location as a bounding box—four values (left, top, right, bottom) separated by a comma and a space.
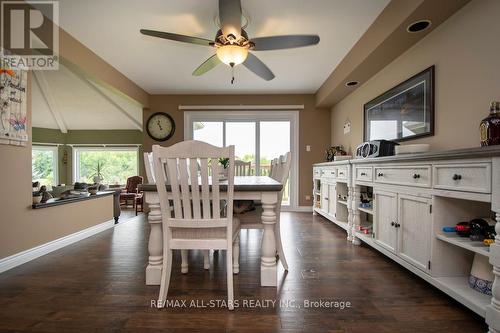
230, 63, 235, 84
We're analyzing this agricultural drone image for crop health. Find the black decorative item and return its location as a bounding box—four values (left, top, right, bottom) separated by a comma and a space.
325, 145, 347, 162
364, 66, 434, 142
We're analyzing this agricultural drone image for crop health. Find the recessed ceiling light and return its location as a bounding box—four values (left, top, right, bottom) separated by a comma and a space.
407, 20, 432, 33
345, 81, 359, 87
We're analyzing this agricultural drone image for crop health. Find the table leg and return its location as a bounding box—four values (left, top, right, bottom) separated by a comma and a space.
261, 192, 278, 287
146, 192, 162, 285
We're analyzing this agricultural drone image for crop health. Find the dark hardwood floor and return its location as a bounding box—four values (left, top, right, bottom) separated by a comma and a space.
0, 212, 487, 332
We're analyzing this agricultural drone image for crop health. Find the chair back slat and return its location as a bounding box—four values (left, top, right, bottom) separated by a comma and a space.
200, 158, 211, 219
269, 158, 279, 179
144, 152, 155, 183
275, 152, 292, 204
178, 158, 192, 219
189, 158, 202, 219
235, 160, 251, 176
165, 158, 182, 218
211, 159, 221, 219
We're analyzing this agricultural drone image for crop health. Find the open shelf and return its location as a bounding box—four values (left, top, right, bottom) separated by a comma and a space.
355, 230, 490, 318
334, 219, 348, 230
314, 208, 348, 231
434, 276, 490, 316
358, 206, 373, 215
436, 233, 490, 257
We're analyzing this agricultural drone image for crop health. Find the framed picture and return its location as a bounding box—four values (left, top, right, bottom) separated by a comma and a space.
364, 66, 434, 142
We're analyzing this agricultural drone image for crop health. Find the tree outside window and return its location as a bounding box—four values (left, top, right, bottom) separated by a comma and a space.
74, 148, 138, 185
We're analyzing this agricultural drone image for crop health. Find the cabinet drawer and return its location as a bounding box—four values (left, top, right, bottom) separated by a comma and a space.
322, 168, 336, 179
433, 163, 491, 193
313, 168, 322, 178
355, 167, 373, 182
374, 166, 431, 187
337, 167, 347, 180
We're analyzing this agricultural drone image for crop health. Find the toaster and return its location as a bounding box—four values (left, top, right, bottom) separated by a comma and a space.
355, 140, 399, 159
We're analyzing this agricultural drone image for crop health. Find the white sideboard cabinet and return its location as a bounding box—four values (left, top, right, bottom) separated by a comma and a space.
313, 146, 500, 332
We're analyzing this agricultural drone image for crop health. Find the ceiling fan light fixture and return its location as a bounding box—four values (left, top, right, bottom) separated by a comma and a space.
216, 45, 248, 66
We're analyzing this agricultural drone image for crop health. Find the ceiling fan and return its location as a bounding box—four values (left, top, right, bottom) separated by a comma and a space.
140, 0, 320, 82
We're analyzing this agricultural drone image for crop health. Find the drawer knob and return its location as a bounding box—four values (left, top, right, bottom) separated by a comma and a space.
391, 221, 395, 226
360, 172, 366, 176
452, 174, 462, 181
394, 222, 401, 228
377, 172, 384, 177
413, 173, 421, 179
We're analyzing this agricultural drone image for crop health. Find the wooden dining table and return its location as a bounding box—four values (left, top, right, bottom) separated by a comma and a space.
139, 176, 283, 287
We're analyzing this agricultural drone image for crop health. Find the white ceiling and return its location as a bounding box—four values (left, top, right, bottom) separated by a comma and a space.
56, 0, 390, 94
32, 63, 143, 130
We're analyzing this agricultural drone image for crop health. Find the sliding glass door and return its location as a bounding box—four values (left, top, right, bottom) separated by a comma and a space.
226, 122, 256, 174
187, 110, 298, 207
260, 121, 290, 204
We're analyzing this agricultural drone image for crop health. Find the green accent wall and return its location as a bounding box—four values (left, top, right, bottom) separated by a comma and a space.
32, 128, 144, 185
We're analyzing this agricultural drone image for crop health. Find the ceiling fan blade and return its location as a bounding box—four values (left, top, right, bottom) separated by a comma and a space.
140, 29, 213, 47
192, 54, 222, 76
219, 0, 242, 38
243, 53, 275, 81
251, 35, 320, 51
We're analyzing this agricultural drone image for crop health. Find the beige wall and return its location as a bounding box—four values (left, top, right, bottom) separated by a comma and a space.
331, 0, 500, 154
144, 94, 330, 206
0, 74, 113, 260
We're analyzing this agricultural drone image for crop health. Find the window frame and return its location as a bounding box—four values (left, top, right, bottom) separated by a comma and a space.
32, 144, 59, 187
72, 146, 140, 185
184, 110, 299, 209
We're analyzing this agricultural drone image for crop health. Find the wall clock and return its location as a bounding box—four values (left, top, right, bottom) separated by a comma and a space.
146, 112, 175, 141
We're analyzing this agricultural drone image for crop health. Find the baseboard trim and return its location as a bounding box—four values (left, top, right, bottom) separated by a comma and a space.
281, 206, 313, 212
0, 219, 115, 274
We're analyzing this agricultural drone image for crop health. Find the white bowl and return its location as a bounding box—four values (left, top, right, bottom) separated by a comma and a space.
395, 144, 430, 155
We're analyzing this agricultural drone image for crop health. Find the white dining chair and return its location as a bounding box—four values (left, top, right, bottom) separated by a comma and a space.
237, 152, 291, 271
152, 141, 240, 310
235, 160, 252, 176
269, 157, 279, 178
145, 151, 195, 273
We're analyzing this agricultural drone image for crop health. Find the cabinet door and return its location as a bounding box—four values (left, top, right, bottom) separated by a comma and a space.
328, 184, 336, 217
320, 181, 329, 212
374, 190, 398, 253
398, 194, 432, 272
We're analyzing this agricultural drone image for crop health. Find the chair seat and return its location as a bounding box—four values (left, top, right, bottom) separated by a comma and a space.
172, 217, 240, 240
120, 193, 137, 198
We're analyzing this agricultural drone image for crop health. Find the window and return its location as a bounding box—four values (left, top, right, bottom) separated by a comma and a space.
32, 145, 58, 189
73, 147, 139, 185
186, 110, 298, 208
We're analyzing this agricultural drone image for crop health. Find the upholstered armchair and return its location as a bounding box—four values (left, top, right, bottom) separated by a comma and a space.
120, 176, 143, 208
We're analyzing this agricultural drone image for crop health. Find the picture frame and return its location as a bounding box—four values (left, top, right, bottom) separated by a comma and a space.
363, 65, 435, 142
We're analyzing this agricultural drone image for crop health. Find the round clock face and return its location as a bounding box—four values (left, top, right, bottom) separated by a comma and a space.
146, 112, 175, 141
